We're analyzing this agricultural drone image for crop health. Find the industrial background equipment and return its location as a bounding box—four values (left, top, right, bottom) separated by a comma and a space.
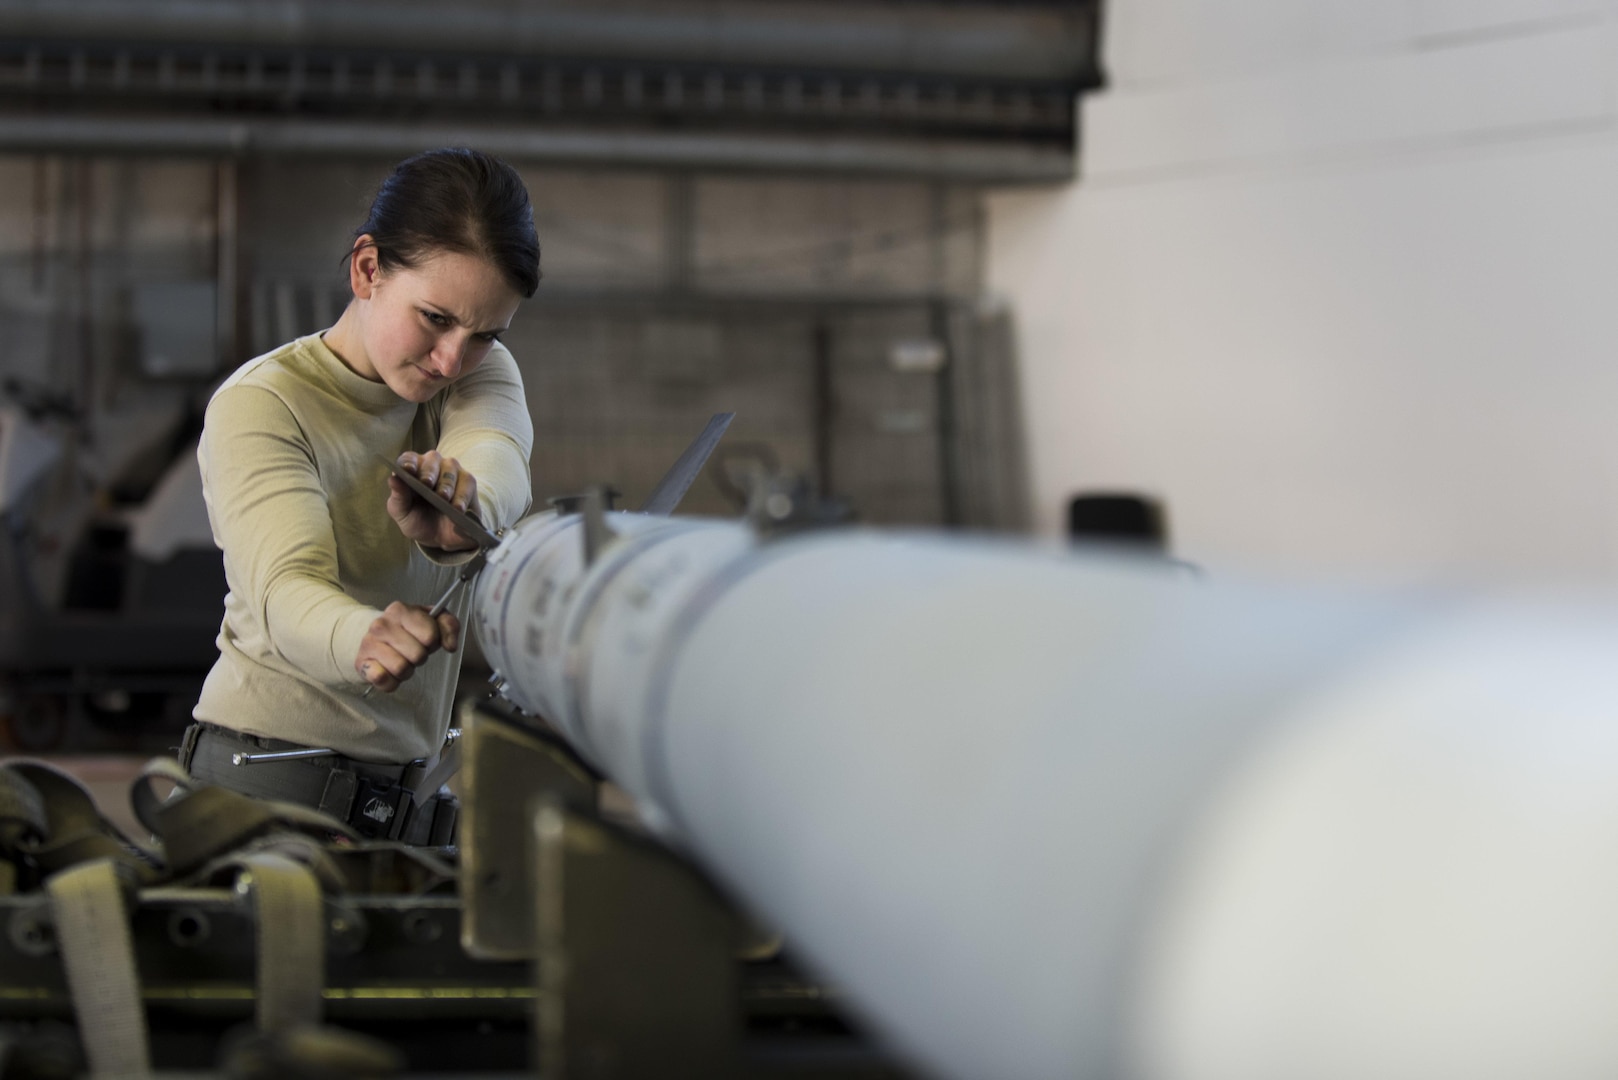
0, 0, 1103, 749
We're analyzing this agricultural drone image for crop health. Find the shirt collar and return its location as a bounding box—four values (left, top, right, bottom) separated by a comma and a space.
305, 332, 414, 415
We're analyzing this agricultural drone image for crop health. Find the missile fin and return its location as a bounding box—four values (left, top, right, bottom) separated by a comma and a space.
637, 412, 735, 516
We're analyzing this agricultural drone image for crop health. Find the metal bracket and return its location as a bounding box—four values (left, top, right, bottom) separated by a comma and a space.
459, 702, 601, 961
535, 801, 742, 1079
745, 473, 853, 538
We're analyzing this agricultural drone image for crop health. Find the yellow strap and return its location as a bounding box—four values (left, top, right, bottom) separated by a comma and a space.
237, 852, 325, 1033
46, 859, 150, 1079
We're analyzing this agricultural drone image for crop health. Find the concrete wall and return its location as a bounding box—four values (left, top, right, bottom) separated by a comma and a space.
0, 158, 217, 393
2, 156, 1016, 549
237, 162, 991, 525
987, 0, 1618, 586
0, 158, 221, 601
241, 162, 982, 338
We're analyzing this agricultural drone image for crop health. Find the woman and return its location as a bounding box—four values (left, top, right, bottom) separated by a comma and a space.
179, 148, 538, 843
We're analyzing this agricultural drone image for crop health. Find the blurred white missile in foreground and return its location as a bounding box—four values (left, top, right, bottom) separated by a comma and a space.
474, 492, 1618, 1080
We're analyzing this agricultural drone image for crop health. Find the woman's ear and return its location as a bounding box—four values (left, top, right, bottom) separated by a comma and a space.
349, 236, 382, 300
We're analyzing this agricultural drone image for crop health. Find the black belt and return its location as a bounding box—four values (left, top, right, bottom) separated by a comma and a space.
179, 723, 458, 847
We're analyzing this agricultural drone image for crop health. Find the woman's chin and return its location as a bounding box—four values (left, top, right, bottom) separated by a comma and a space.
387, 373, 444, 403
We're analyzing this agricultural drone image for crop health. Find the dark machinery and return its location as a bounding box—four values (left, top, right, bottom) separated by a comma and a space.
0, 716, 910, 1078
0, 415, 911, 1078
0, 402, 224, 754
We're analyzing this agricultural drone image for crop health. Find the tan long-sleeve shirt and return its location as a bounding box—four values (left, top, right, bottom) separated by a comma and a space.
194, 332, 533, 762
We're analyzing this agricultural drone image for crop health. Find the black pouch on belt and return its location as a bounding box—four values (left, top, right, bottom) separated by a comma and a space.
349, 775, 413, 840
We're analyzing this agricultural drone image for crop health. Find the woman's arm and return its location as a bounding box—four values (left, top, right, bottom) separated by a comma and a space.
201, 384, 381, 686
434, 342, 534, 532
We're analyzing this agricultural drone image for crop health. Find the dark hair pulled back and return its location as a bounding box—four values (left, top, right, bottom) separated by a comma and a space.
353, 148, 541, 298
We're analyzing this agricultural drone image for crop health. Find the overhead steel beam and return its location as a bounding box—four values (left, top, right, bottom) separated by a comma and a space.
0, 42, 1077, 139
0, 0, 1101, 84
0, 114, 1075, 183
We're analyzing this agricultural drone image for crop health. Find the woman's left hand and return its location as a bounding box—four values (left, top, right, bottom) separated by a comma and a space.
388, 450, 483, 551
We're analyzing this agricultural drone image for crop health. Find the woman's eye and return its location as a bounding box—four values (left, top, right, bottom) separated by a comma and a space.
422, 310, 449, 326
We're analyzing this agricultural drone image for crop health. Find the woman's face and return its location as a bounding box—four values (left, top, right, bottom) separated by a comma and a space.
348, 242, 523, 403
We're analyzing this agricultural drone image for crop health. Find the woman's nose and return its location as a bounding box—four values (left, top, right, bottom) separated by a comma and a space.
431, 338, 467, 378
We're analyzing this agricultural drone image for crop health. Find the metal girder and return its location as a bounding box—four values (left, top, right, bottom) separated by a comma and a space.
0, 40, 1078, 138
0, 0, 1102, 84
0, 114, 1078, 182
0, 0, 1101, 178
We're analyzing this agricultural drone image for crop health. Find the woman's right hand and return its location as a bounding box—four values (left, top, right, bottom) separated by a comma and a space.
355, 601, 460, 693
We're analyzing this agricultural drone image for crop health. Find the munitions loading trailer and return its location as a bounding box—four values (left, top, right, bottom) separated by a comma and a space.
0, 700, 909, 1079
0, 414, 908, 1078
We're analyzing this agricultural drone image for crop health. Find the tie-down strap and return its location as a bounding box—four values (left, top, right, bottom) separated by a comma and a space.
47, 858, 151, 1079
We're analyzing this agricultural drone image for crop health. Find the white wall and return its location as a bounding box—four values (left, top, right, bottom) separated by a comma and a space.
988, 0, 1618, 586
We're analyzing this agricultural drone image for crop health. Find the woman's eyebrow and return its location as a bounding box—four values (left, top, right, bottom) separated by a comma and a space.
421, 301, 509, 335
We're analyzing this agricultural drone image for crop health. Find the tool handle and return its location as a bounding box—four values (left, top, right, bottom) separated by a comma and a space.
232, 747, 339, 766
426, 576, 464, 618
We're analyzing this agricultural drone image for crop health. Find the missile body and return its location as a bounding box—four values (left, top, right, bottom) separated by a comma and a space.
474, 511, 1618, 1080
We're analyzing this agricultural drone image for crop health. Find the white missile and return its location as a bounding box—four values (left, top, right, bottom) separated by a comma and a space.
473, 505, 1618, 1080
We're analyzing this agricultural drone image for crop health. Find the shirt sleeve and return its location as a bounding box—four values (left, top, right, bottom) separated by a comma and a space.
200, 384, 379, 687
435, 341, 535, 533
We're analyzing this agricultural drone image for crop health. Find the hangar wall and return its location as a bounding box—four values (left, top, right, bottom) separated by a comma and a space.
2, 156, 1025, 614
988, 0, 1618, 586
